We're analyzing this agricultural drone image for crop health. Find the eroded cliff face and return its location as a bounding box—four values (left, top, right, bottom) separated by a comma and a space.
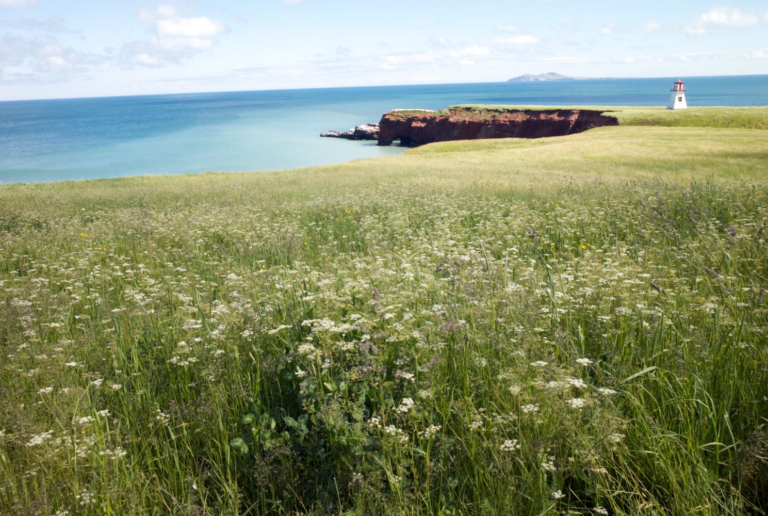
377, 108, 618, 146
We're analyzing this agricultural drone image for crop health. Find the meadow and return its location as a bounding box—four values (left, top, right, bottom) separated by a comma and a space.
1, 124, 767, 515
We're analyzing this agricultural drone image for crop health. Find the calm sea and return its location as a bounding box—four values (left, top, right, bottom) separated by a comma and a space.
1, 75, 767, 184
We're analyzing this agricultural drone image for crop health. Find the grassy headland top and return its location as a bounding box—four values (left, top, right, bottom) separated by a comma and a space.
426, 104, 768, 130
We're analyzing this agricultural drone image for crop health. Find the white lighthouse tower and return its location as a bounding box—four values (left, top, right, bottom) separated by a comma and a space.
667, 80, 688, 110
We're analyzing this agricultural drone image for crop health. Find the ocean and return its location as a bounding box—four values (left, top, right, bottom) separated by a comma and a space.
1, 75, 767, 184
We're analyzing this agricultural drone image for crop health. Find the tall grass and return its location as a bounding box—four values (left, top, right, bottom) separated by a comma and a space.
0, 126, 767, 515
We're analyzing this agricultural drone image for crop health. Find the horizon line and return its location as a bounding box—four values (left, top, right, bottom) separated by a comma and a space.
1, 73, 767, 104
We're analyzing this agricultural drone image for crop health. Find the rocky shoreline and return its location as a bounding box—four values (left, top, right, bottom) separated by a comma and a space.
320, 123, 379, 141
321, 107, 618, 147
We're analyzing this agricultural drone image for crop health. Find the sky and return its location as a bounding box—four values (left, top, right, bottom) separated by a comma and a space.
0, 0, 767, 101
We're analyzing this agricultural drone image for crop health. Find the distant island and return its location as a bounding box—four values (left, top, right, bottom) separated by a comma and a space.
507, 72, 590, 82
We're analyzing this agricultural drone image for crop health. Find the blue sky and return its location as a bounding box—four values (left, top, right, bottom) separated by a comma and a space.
1, 0, 766, 100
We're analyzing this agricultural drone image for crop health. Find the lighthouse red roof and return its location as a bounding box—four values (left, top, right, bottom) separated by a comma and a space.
671, 79, 686, 92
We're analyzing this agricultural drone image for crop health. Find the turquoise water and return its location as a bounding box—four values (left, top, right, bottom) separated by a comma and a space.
1, 75, 767, 184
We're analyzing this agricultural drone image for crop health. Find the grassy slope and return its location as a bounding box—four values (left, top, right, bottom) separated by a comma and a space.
3, 126, 768, 214
1, 125, 767, 515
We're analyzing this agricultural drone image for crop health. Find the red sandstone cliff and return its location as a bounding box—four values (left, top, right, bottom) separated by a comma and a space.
377, 108, 618, 146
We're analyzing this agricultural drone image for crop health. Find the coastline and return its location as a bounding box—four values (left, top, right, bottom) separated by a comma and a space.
3, 76, 768, 183
1, 104, 767, 187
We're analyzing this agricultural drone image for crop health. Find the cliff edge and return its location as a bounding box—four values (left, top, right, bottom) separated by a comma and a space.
377, 107, 618, 146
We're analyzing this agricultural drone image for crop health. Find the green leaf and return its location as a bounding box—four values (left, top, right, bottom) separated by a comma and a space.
241, 413, 255, 425
622, 366, 657, 384
229, 438, 248, 455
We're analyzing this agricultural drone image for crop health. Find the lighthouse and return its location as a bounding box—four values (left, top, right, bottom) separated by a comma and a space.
667, 80, 688, 110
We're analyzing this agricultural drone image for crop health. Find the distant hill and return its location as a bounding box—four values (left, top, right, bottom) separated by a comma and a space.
507, 73, 582, 82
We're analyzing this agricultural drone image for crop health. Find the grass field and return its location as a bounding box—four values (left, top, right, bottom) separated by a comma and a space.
1, 125, 768, 515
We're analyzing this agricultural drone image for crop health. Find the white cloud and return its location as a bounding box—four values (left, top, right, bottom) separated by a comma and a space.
284, 0, 307, 4
0, 35, 101, 83
449, 44, 489, 57
382, 44, 490, 68
121, 5, 226, 67
601, 24, 615, 34
134, 53, 159, 65
645, 20, 661, 32
0, 0, 37, 6
152, 36, 217, 50
613, 48, 768, 65
686, 7, 759, 34
139, 5, 177, 22
497, 25, 518, 32
698, 6, 758, 26
502, 35, 539, 44
156, 17, 225, 38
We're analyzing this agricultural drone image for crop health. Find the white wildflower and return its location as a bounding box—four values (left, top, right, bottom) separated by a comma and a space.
297, 343, 316, 355
155, 410, 170, 425
26, 430, 54, 447
396, 398, 415, 414
608, 433, 624, 443
576, 358, 594, 366
566, 377, 588, 389
522, 404, 539, 413
566, 398, 586, 409
396, 371, 415, 382
500, 439, 520, 452
419, 425, 441, 439
76, 491, 95, 506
